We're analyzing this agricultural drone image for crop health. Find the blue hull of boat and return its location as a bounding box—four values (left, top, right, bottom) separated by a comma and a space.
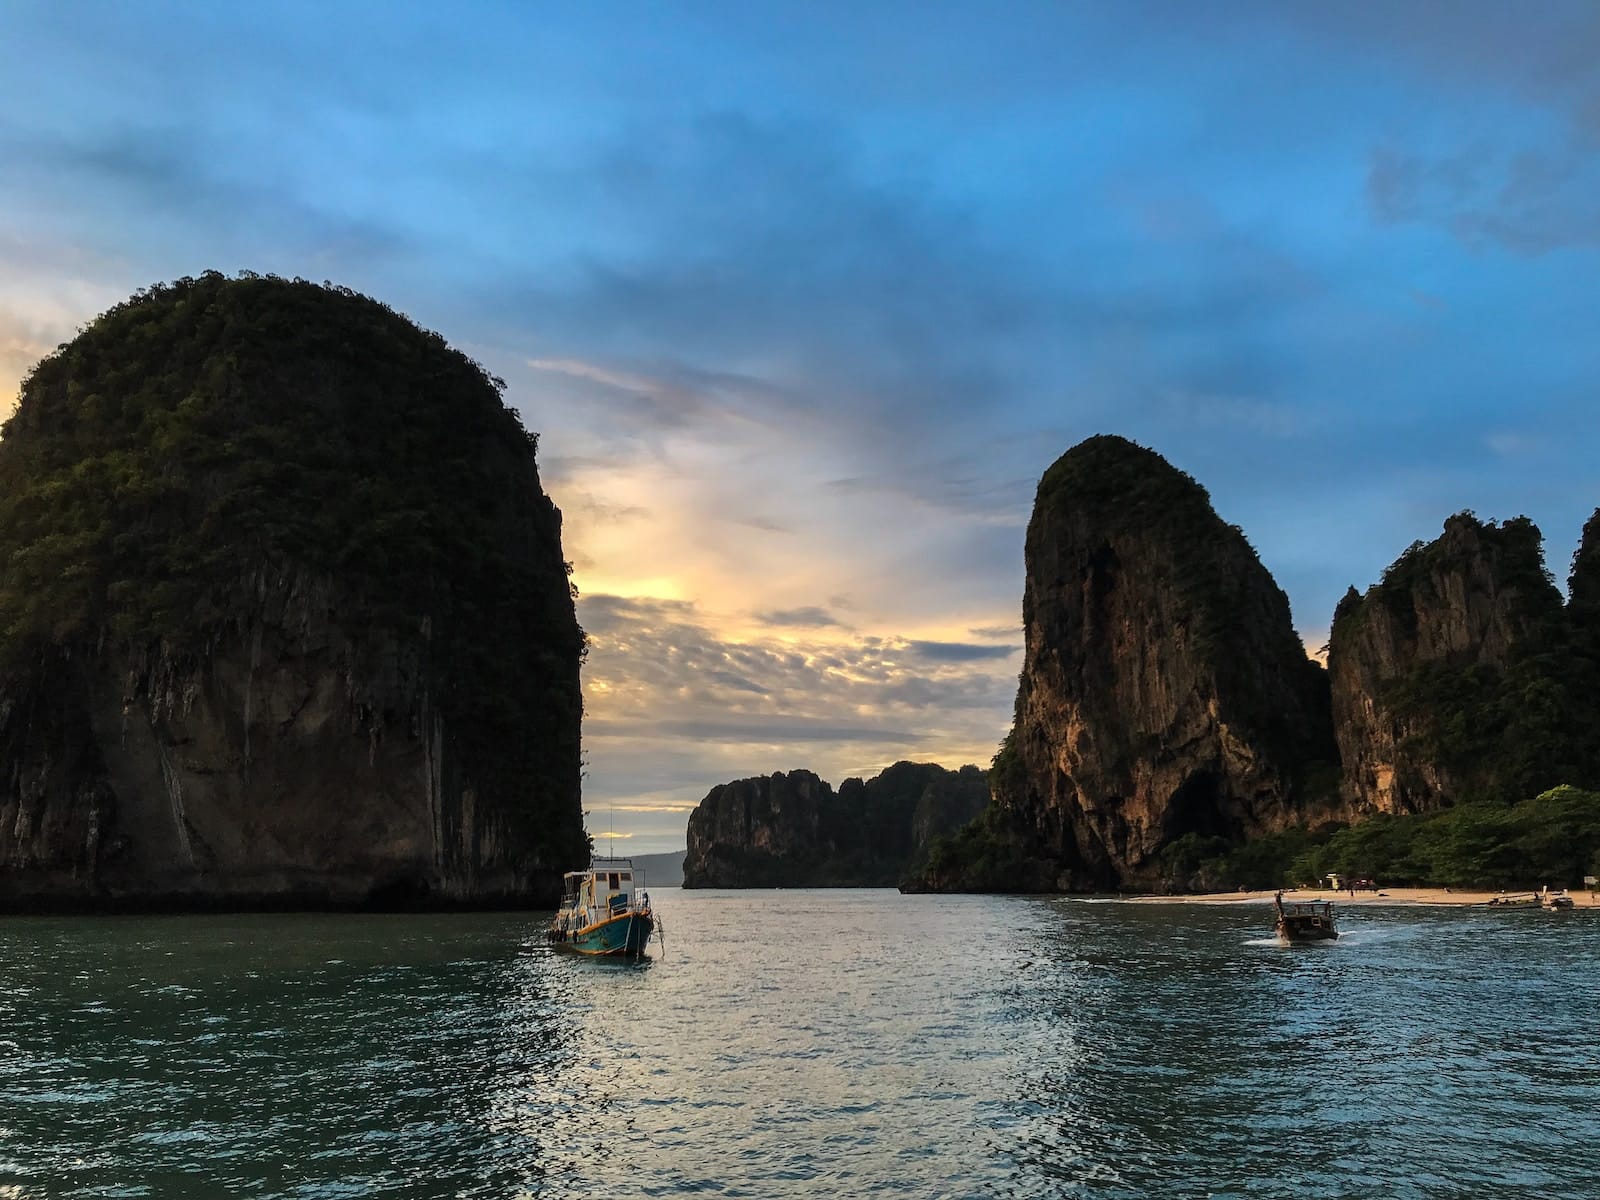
568, 911, 653, 957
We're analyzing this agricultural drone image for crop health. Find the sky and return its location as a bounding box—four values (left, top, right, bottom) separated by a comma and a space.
3, 2, 1598, 853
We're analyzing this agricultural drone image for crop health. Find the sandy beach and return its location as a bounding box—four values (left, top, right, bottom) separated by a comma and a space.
1127, 886, 1600, 908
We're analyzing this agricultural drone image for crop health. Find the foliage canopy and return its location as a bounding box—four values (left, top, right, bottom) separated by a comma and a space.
1168, 786, 1600, 891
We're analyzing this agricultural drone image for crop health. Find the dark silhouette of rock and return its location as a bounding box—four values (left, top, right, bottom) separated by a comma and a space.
1570, 508, 1600, 622
681, 762, 987, 887
0, 273, 586, 910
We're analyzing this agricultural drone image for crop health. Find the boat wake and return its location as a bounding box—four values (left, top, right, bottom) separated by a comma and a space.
1245, 934, 1362, 948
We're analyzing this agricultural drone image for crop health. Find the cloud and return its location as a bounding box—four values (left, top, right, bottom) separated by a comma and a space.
0, 121, 414, 275
0, 315, 57, 418
1265, 2, 1600, 137
1153, 388, 1309, 439
1369, 145, 1600, 254
906, 640, 1020, 663
576, 590, 1018, 844
730, 514, 792, 534
753, 606, 845, 629
967, 623, 1022, 640
592, 717, 924, 745
525, 355, 798, 438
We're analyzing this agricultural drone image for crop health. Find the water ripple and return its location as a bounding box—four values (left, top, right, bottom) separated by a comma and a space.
1, 899, 1596, 1197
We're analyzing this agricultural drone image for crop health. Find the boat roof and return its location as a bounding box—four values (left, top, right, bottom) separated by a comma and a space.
563, 857, 636, 879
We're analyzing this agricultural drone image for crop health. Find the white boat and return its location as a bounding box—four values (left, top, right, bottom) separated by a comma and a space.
546, 856, 656, 956
1540, 887, 1575, 910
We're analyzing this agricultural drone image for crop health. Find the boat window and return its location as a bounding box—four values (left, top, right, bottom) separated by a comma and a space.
609, 872, 620, 889
620, 873, 631, 883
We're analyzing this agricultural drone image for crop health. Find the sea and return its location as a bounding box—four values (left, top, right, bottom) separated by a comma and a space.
2, 890, 1595, 1199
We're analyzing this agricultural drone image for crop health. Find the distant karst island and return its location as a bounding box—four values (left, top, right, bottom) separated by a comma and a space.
681, 762, 987, 888
0, 272, 587, 911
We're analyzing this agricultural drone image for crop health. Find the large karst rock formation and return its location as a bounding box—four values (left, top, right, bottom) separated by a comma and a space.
682, 762, 988, 887
1327, 511, 1600, 814
914, 436, 1339, 893
0, 273, 587, 910
908, 433, 1600, 895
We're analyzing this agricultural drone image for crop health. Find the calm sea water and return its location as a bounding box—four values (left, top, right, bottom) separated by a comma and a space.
2, 891, 1596, 1199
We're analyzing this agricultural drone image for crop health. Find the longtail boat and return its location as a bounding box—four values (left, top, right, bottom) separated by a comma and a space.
1273, 891, 1338, 942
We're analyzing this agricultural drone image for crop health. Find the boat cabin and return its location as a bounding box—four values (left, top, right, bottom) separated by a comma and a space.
562, 857, 643, 920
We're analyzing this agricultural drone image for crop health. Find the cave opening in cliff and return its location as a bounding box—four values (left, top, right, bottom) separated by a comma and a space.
1164, 770, 1230, 841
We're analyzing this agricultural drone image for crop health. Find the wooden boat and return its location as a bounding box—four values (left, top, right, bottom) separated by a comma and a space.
1273, 892, 1338, 942
547, 856, 656, 957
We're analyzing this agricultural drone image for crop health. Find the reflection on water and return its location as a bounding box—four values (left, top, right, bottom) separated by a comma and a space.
2, 895, 1596, 1198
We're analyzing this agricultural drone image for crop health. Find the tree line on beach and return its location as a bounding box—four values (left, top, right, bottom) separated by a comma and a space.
1161, 784, 1600, 892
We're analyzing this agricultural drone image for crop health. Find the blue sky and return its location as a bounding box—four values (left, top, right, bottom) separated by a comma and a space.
3, 2, 1597, 851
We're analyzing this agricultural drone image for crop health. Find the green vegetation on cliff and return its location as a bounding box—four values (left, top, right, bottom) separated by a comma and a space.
1168, 786, 1600, 891
0, 272, 583, 854
908, 808, 1056, 893
1334, 512, 1600, 806
901, 733, 1057, 893
1570, 509, 1600, 620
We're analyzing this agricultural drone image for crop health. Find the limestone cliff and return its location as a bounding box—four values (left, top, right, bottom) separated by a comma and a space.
922, 436, 1337, 893
0, 273, 586, 910
1328, 512, 1598, 813
681, 762, 987, 887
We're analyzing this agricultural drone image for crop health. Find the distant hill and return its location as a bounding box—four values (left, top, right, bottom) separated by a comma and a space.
631, 851, 685, 888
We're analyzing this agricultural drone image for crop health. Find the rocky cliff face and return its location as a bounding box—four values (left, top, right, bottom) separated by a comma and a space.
0, 274, 586, 909
682, 769, 833, 888
956, 436, 1337, 892
681, 762, 987, 887
1328, 512, 1593, 813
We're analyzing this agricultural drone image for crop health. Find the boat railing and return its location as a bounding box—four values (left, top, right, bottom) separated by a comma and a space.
1278, 902, 1334, 917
